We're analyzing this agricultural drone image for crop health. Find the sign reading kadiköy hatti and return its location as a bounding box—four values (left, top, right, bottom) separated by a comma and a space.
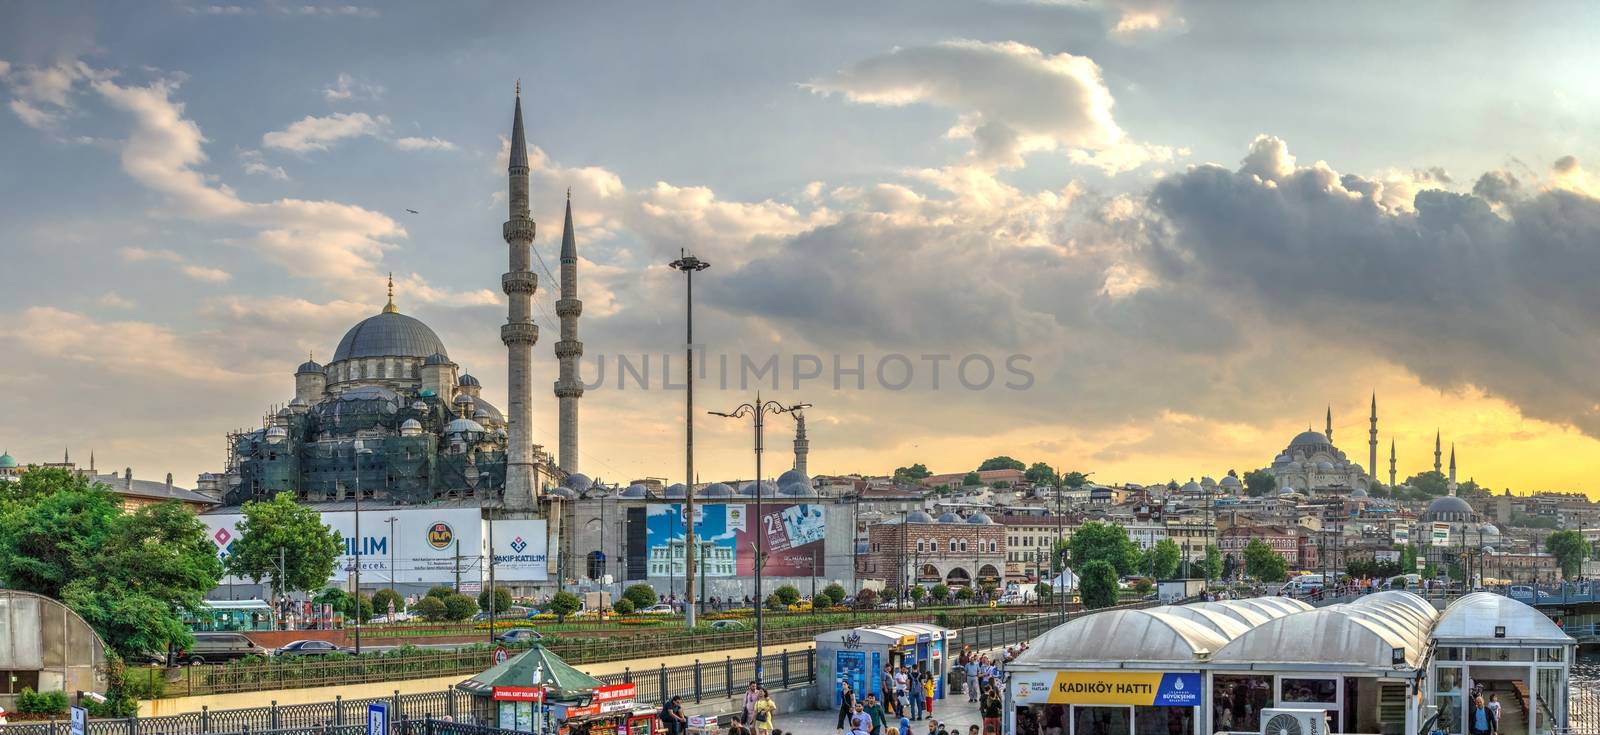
1012, 671, 1202, 707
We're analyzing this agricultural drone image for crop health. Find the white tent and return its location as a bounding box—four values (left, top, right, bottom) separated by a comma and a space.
1049, 568, 1077, 590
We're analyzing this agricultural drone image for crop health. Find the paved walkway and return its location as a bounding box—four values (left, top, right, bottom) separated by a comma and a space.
577, 642, 815, 677
776, 695, 983, 734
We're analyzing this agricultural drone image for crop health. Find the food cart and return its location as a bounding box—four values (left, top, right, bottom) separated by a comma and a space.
813, 623, 953, 710
458, 644, 655, 734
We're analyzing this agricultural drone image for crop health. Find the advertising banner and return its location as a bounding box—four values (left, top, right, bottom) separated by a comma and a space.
1011, 671, 1201, 707
748, 503, 827, 576
1431, 522, 1451, 547
835, 650, 867, 707
488, 519, 550, 582
644, 502, 827, 577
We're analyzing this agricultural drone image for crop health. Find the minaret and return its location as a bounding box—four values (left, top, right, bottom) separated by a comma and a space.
792, 410, 809, 475
1325, 405, 1333, 444
501, 83, 540, 510
1388, 438, 1397, 488
1367, 393, 1377, 488
1448, 444, 1458, 496
554, 190, 584, 475
1434, 430, 1442, 474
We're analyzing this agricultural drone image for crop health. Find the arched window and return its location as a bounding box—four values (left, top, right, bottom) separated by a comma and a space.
959, 540, 968, 553
948, 540, 958, 552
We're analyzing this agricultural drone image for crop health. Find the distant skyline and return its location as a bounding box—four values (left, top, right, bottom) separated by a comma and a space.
5, 2, 1600, 495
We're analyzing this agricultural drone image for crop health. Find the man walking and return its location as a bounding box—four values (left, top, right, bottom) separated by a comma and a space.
908, 666, 924, 720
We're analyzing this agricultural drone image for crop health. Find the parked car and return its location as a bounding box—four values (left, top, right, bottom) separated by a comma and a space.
177, 632, 267, 664
275, 639, 356, 657
639, 604, 675, 615
877, 600, 914, 610
707, 620, 747, 632
495, 628, 544, 645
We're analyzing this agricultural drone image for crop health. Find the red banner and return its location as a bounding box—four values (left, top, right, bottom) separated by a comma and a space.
493, 687, 545, 702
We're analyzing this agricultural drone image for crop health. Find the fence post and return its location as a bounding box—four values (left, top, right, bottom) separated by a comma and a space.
335, 697, 343, 727
271, 700, 280, 730
623, 666, 632, 684
393, 691, 402, 722
201, 706, 210, 733
781, 649, 790, 689
447, 689, 457, 719
693, 659, 703, 703
725, 656, 734, 697
659, 664, 668, 703
807, 648, 815, 682
128, 711, 138, 735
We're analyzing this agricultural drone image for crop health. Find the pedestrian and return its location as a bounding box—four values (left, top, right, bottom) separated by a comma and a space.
1471, 693, 1490, 735
964, 658, 979, 702
851, 703, 873, 735
923, 674, 936, 718
1488, 694, 1501, 735
729, 718, 751, 735
865, 694, 887, 735
838, 680, 857, 732
908, 667, 924, 720
753, 687, 777, 734
982, 685, 1003, 735
899, 714, 913, 735
660, 695, 687, 735
743, 681, 761, 725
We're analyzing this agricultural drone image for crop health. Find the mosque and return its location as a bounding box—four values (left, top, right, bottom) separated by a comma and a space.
1267, 400, 1375, 494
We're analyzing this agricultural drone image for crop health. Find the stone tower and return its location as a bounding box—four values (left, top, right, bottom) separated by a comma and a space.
1434, 430, 1442, 474
1325, 405, 1333, 444
1367, 393, 1377, 488
554, 192, 584, 475
1388, 438, 1397, 489
501, 85, 540, 510
792, 410, 809, 476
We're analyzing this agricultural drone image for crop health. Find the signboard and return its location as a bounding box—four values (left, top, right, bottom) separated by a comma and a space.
644, 503, 827, 577
1431, 522, 1451, 547
367, 702, 388, 735
1011, 671, 1201, 707
488, 519, 550, 581
596, 682, 637, 703
836, 650, 867, 707
204, 508, 487, 584
493, 687, 546, 702
70, 706, 87, 735
1392, 527, 1411, 544
495, 646, 509, 664
1374, 550, 1401, 564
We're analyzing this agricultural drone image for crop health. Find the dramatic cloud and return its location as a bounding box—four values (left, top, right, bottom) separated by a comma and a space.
262, 111, 386, 152
808, 40, 1177, 172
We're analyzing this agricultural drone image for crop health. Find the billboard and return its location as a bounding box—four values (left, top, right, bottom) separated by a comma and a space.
202, 508, 548, 585
643, 502, 827, 577
1431, 522, 1451, 547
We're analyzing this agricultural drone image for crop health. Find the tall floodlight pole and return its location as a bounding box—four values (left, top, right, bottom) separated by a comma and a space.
353, 441, 371, 654
671, 250, 710, 628
710, 395, 811, 686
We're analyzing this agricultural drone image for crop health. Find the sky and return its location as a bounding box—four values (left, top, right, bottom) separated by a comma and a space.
6, 1, 1600, 495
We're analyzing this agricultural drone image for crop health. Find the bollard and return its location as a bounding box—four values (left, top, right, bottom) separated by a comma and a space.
806, 648, 815, 682
270, 701, 279, 730
781, 649, 790, 689
659, 664, 668, 704
623, 666, 632, 684
334, 697, 343, 727
725, 656, 734, 696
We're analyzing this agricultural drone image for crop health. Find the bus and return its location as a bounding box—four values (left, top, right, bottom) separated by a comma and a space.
184, 600, 278, 632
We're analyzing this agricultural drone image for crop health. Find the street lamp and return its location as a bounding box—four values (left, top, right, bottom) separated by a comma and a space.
385, 516, 399, 595
669, 249, 710, 629
352, 440, 373, 654
709, 393, 810, 686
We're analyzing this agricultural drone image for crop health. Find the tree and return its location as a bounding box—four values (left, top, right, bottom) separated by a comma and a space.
910, 585, 927, 603
930, 583, 950, 603
225, 492, 343, 601
1243, 538, 1289, 582
547, 591, 581, 622
426, 585, 457, 601
1133, 578, 1154, 596
372, 589, 405, 617
0, 472, 122, 598
479, 586, 513, 614
1404, 471, 1450, 497
1143, 539, 1182, 580
1069, 521, 1141, 576
1024, 462, 1056, 485
1036, 582, 1052, 601
1061, 471, 1090, 489
892, 464, 932, 484
1547, 530, 1591, 579
821, 583, 848, 606
623, 583, 659, 610
1198, 545, 1224, 581
444, 594, 477, 621
977, 456, 1025, 472
962, 472, 982, 486
1243, 469, 1277, 498
1398, 544, 1419, 574
853, 588, 878, 609
955, 586, 975, 602
1079, 561, 1119, 609
612, 598, 636, 615
348, 593, 374, 623
413, 596, 448, 621
774, 584, 802, 606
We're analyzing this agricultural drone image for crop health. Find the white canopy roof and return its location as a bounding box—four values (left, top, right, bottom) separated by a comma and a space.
1010, 608, 1230, 670
1148, 605, 1253, 641
1211, 593, 1437, 671
1434, 592, 1574, 646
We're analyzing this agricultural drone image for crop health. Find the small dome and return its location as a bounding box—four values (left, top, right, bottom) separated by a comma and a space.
966, 512, 993, 524
453, 393, 474, 405
424, 352, 451, 366
777, 469, 810, 488
702, 482, 735, 497
620, 483, 650, 498
1479, 523, 1501, 536
1180, 481, 1203, 494
458, 373, 480, 387
297, 358, 324, 374
289, 396, 308, 407
1350, 486, 1369, 498
473, 407, 491, 419
936, 512, 962, 524
1317, 460, 1336, 472
547, 487, 577, 499
400, 418, 424, 436
445, 418, 485, 434
1200, 476, 1216, 487
739, 480, 778, 496
664, 483, 687, 498
568, 473, 594, 493
0, 452, 16, 469
411, 400, 428, 411
265, 426, 289, 442
781, 483, 816, 497
905, 510, 935, 524
1219, 475, 1241, 488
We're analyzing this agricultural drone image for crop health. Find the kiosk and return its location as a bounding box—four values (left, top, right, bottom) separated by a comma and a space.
814, 623, 952, 710
458, 644, 655, 734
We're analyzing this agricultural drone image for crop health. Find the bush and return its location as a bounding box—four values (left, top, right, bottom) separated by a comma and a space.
764, 594, 785, 611
414, 596, 448, 621
17, 688, 69, 715
1080, 560, 1120, 609
853, 588, 878, 609
372, 589, 405, 616
613, 598, 636, 615
821, 583, 847, 606
955, 587, 974, 602
623, 584, 658, 610
930, 584, 950, 603
909, 586, 927, 602
426, 585, 457, 601
773, 585, 802, 606
548, 591, 581, 621
478, 586, 513, 614
444, 594, 478, 621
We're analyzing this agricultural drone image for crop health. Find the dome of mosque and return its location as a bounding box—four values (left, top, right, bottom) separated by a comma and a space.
1350, 486, 1369, 498
1290, 430, 1330, 448
621, 483, 650, 498
1201, 477, 1216, 487
297, 358, 324, 374
424, 352, 451, 366
400, 418, 424, 436
703, 482, 735, 497
1219, 475, 1241, 489
905, 510, 936, 524
445, 418, 485, 434
473, 407, 491, 420
936, 512, 962, 524
265, 426, 289, 442
1425, 495, 1474, 519
777, 469, 810, 488
458, 373, 480, 387
966, 512, 994, 524
568, 474, 594, 493
740, 480, 778, 496
1479, 523, 1501, 537
1316, 461, 1335, 472
664, 483, 687, 498
0, 452, 16, 469
781, 483, 816, 497
332, 311, 448, 362
1180, 481, 1203, 494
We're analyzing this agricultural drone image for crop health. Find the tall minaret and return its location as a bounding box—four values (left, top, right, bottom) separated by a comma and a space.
1388, 438, 1397, 488
1367, 393, 1377, 487
1434, 430, 1442, 474
1448, 444, 1458, 496
792, 410, 809, 476
554, 190, 584, 475
1325, 405, 1333, 444
501, 83, 540, 510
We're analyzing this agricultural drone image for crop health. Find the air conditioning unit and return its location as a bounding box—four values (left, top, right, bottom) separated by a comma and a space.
1259, 708, 1329, 735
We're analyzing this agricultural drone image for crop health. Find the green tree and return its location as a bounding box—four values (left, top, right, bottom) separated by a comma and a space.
413, 595, 448, 621
955, 586, 975, 602
853, 588, 878, 609
426, 585, 457, 600
1035, 582, 1052, 601
548, 591, 581, 621
1024, 462, 1056, 484
892, 464, 932, 484
623, 583, 659, 610
1061, 471, 1090, 489
1079, 560, 1119, 609
1069, 521, 1141, 576
1242, 469, 1277, 498
977, 456, 1025, 472
930, 583, 950, 603
225, 492, 343, 600
0, 472, 122, 597
910, 585, 927, 603
612, 598, 636, 615
1404, 471, 1450, 497
1547, 530, 1591, 579
1143, 539, 1182, 580
774, 584, 802, 605
962, 472, 982, 486
372, 588, 405, 617
444, 593, 477, 621
1133, 578, 1154, 596
479, 585, 513, 614
821, 583, 848, 606
1198, 545, 1224, 581
1243, 538, 1289, 582
1398, 544, 1419, 573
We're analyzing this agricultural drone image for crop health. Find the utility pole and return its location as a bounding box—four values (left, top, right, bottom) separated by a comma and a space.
670, 250, 710, 629
353, 441, 369, 654
487, 514, 497, 646
900, 510, 908, 611
276, 546, 287, 629
385, 516, 399, 593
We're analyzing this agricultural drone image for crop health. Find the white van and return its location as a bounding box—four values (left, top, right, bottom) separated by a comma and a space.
1281, 574, 1326, 594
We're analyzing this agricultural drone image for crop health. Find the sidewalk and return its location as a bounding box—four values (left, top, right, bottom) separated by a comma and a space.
778, 695, 982, 733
